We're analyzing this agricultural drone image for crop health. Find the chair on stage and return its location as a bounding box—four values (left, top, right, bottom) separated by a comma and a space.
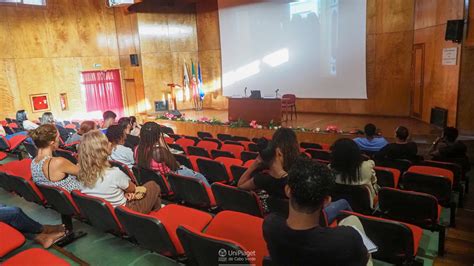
281, 94, 297, 121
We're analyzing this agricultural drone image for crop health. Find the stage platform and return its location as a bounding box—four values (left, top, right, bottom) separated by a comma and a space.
149, 110, 443, 154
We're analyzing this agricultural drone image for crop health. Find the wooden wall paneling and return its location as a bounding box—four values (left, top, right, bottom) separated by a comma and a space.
141, 52, 174, 109
45, 0, 82, 58
378, 0, 415, 32
414, 0, 437, 30
457, 46, 474, 134
51, 58, 85, 116
6, 6, 51, 59
0, 9, 14, 60
167, 12, 199, 52
196, 0, 221, 51
467, 0, 474, 46
0, 59, 20, 117
138, 13, 171, 54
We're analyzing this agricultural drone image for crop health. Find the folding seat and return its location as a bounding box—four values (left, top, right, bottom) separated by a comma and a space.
177, 211, 269, 266
197, 131, 213, 139
4, 118, 12, 124
188, 146, 211, 158
115, 204, 213, 258
2, 159, 45, 205
169, 143, 185, 153
211, 183, 264, 217
243, 159, 255, 168
37, 184, 87, 246
300, 142, 322, 150
340, 211, 423, 265
188, 155, 208, 172
221, 144, 244, 159
53, 149, 77, 164
211, 149, 234, 159
164, 137, 174, 145
230, 165, 247, 184
109, 160, 138, 184
401, 166, 456, 227
374, 166, 400, 188
168, 133, 182, 141
0, 135, 27, 158
217, 133, 232, 142
375, 159, 412, 174
2, 248, 69, 266
160, 126, 175, 135
0, 222, 26, 257
175, 138, 195, 154
184, 135, 201, 145
7, 122, 18, 129
174, 154, 194, 170
71, 191, 124, 234
197, 157, 232, 184
237, 141, 254, 151
240, 151, 258, 162
168, 173, 216, 209
133, 167, 173, 197
215, 157, 242, 182
0, 151, 6, 161
202, 137, 222, 149
330, 184, 372, 214
305, 148, 331, 161
416, 160, 465, 206
232, 135, 250, 142
196, 140, 219, 154
378, 188, 445, 256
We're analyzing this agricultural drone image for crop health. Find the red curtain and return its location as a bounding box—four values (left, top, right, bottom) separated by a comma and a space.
81, 69, 124, 118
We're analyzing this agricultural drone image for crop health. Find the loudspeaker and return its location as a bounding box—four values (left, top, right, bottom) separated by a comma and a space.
130, 54, 139, 66
445, 20, 464, 43
430, 107, 448, 128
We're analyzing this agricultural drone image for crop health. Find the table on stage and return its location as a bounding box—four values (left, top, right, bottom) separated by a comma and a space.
228, 97, 282, 124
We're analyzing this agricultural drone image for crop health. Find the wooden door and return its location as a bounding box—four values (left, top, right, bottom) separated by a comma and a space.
124, 79, 138, 116
411, 44, 425, 118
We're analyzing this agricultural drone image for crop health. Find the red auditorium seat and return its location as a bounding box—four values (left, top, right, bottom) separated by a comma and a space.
71, 191, 124, 234
177, 211, 268, 266
2, 248, 69, 266
374, 166, 400, 188
115, 204, 213, 257
340, 211, 423, 265
0, 222, 26, 257
168, 173, 216, 209
305, 148, 331, 161
407, 166, 454, 186
230, 165, 247, 183
331, 183, 373, 214
197, 131, 213, 139
378, 187, 445, 256
1, 159, 45, 205
240, 151, 258, 162
0, 135, 27, 155
133, 167, 172, 197
211, 183, 264, 217
197, 157, 233, 184
0, 151, 7, 161
109, 160, 138, 184
214, 157, 243, 182
187, 145, 211, 158
197, 140, 219, 153
220, 144, 244, 159
210, 149, 235, 159
175, 138, 195, 154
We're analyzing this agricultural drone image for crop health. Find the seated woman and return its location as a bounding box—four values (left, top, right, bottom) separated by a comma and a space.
30, 125, 83, 192
106, 125, 135, 169
0, 204, 65, 248
330, 138, 379, 209
66, 120, 96, 145
40, 112, 70, 143
238, 128, 351, 223
78, 130, 161, 214
129, 116, 141, 136
117, 117, 140, 150
135, 122, 210, 187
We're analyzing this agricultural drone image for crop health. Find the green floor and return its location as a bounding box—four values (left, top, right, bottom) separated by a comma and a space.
0, 155, 451, 266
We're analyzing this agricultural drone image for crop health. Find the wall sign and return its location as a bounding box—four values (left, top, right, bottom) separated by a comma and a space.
442, 47, 458, 65
30, 93, 50, 112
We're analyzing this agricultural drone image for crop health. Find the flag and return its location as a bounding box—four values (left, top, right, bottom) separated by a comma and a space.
183, 61, 190, 101
198, 63, 205, 100
191, 61, 198, 99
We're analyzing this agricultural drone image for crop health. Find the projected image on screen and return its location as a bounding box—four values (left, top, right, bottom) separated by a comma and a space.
218, 0, 367, 99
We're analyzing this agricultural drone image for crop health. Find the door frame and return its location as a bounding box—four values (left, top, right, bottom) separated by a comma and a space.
411, 43, 425, 119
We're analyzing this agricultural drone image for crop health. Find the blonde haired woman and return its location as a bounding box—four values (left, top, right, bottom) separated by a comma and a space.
77, 130, 162, 214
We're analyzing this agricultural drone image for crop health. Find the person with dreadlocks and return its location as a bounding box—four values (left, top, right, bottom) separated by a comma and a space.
135, 122, 210, 187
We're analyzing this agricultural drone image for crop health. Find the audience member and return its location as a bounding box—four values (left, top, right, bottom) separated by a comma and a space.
263, 158, 371, 266
117, 117, 140, 150
430, 127, 470, 171
40, 112, 70, 143
78, 130, 161, 214
30, 125, 82, 192
330, 138, 379, 209
239, 128, 351, 222
129, 116, 141, 136
66, 120, 96, 144
100, 111, 117, 134
375, 126, 419, 162
353, 123, 388, 153
106, 125, 135, 169
0, 204, 65, 248
136, 122, 210, 187
16, 110, 38, 131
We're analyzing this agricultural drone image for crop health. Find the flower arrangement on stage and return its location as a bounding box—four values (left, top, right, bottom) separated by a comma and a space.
156, 113, 354, 135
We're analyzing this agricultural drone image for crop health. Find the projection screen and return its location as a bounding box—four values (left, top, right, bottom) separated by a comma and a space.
218, 0, 367, 99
